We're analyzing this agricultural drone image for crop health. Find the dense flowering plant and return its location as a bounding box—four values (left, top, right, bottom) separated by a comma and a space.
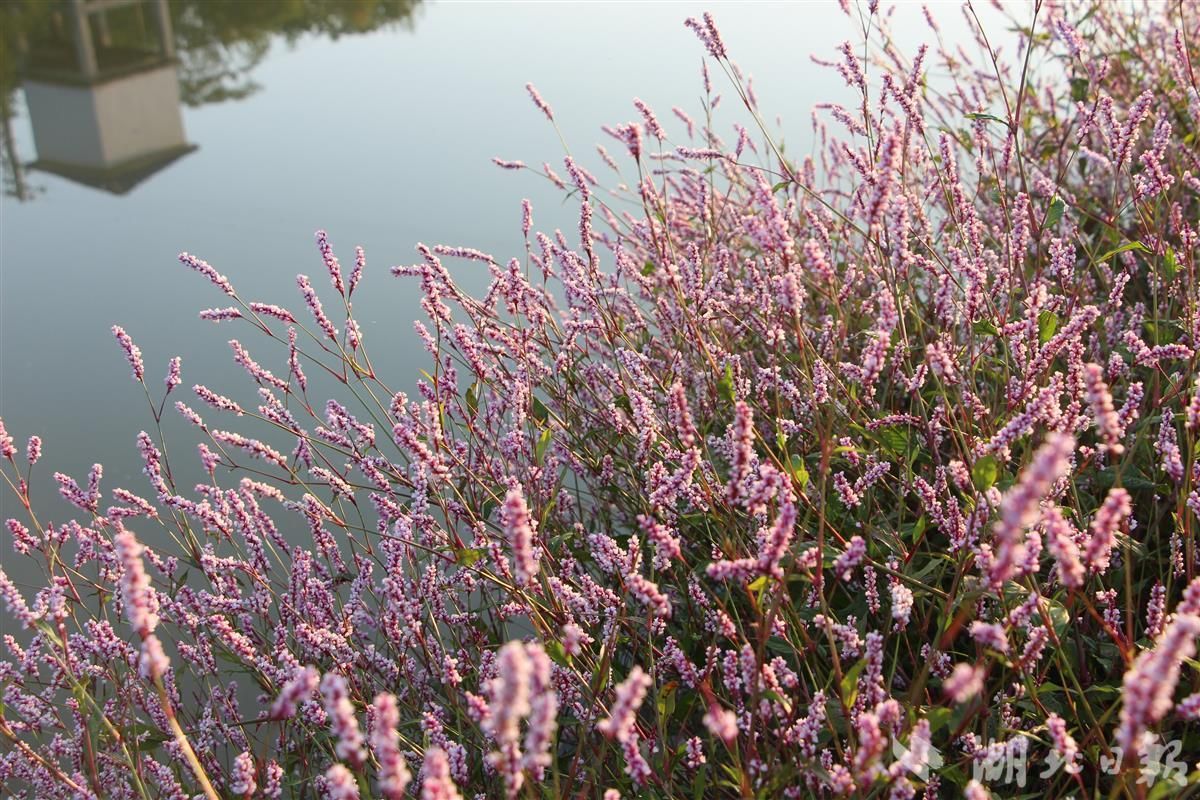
3, 1, 1200, 797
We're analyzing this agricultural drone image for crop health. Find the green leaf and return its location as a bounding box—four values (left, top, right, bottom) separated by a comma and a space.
1163, 248, 1178, 280
656, 680, 677, 718
1045, 195, 1066, 228
759, 689, 793, 715
925, 706, 954, 735
1037, 310, 1059, 344
692, 765, 708, 800
972, 455, 1000, 491
456, 547, 485, 567
973, 319, 1000, 337
747, 575, 769, 595
1070, 76, 1089, 102
1096, 240, 1149, 263
877, 427, 911, 458
535, 428, 552, 464
840, 659, 866, 709
481, 498, 498, 521
902, 515, 928, 542
789, 454, 810, 489
1045, 598, 1071, 639
965, 112, 1008, 125
545, 639, 570, 668
717, 364, 735, 404
531, 396, 550, 425
464, 381, 479, 418
771, 180, 792, 194
642, 260, 656, 276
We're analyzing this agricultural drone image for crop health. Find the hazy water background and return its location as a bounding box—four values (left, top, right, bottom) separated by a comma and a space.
0, 0, 1008, 589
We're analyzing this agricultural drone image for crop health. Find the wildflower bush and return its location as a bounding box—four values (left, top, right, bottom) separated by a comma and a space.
3, 2, 1200, 798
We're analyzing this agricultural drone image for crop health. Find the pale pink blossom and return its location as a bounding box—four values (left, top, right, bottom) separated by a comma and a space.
598, 666, 651, 742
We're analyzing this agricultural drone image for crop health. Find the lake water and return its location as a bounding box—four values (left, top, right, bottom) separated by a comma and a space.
0, 0, 1002, 574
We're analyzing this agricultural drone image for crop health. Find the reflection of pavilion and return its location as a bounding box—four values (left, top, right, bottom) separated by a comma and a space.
22, 0, 195, 194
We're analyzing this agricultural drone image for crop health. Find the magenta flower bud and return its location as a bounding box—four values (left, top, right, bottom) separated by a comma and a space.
270, 665, 319, 720
288, 327, 307, 392
597, 666, 651, 742
1085, 487, 1132, 574
420, 747, 463, 800
522, 644, 557, 777
1046, 713, 1080, 774
562, 156, 591, 201
229, 340, 287, 391
179, 251, 235, 296
199, 307, 243, 322
969, 623, 1008, 652
1043, 505, 1084, 589
0, 567, 34, 628
164, 357, 182, 393
229, 751, 257, 797
943, 663, 984, 703
1186, 377, 1200, 433
139, 634, 170, 681
193, 384, 244, 416
989, 433, 1075, 588
726, 400, 755, 504
350, 246, 365, 295
6, 518, 37, 554
248, 303, 296, 323
501, 486, 539, 587
521, 199, 533, 237
1084, 363, 1125, 455
210, 430, 288, 469
370, 693, 410, 800
1157, 411, 1184, 483
833, 536, 867, 581
524, 83, 554, 122
627, 573, 671, 618
704, 702, 739, 745
324, 764, 360, 800
684, 13, 727, 59
25, 436, 41, 466
1116, 613, 1200, 754
115, 528, 158, 638
0, 418, 14, 460
296, 274, 339, 342
315, 230, 345, 295
1178, 693, 1200, 721
320, 672, 367, 768
484, 641, 531, 795
112, 325, 144, 381
633, 98, 666, 141
965, 780, 990, 800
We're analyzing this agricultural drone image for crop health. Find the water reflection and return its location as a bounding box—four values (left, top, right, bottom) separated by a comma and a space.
0, 0, 421, 198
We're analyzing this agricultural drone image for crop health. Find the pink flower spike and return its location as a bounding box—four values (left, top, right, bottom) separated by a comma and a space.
421, 747, 463, 800
370, 693, 411, 800
316, 229, 345, 296
525, 82, 554, 122
988, 433, 1075, 588
178, 251, 235, 296
597, 666, 651, 742
1084, 363, 1125, 455
112, 325, 144, 382
501, 486, 539, 587
320, 672, 366, 768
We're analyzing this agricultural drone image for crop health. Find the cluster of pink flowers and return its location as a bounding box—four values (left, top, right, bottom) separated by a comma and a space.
3, 2, 1200, 798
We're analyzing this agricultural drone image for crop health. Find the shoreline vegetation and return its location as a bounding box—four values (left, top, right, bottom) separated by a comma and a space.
3, 2, 1200, 798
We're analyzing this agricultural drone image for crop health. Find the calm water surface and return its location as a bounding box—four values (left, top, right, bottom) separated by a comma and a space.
0, 0, 996, 584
